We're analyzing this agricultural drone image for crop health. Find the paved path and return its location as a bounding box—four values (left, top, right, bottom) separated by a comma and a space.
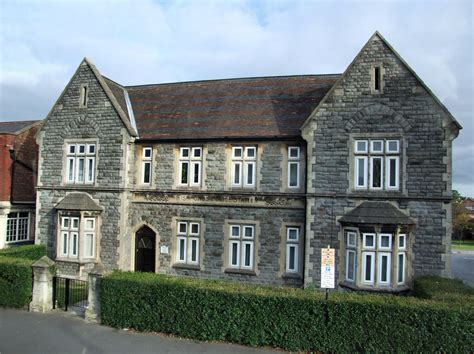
452, 250, 474, 287
0, 309, 279, 354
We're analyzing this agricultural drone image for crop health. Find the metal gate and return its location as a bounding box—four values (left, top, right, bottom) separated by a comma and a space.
52, 276, 88, 311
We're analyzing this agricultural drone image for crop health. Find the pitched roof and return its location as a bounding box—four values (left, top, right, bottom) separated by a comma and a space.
125, 75, 340, 140
55, 193, 103, 211
339, 201, 415, 225
0, 120, 41, 134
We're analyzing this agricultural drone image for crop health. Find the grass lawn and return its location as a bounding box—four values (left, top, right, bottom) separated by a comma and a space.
452, 239, 474, 251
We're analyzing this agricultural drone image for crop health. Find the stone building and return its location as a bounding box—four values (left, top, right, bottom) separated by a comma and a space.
0, 120, 40, 248
35, 32, 461, 292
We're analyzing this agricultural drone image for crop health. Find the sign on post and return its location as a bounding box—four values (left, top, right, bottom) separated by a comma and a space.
321, 247, 335, 289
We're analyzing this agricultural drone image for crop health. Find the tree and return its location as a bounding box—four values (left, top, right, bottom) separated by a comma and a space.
452, 190, 473, 240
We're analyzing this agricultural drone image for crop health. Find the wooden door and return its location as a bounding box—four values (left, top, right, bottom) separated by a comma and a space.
135, 226, 156, 272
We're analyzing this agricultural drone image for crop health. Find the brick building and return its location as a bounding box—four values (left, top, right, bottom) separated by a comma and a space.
0, 120, 41, 248
35, 32, 461, 292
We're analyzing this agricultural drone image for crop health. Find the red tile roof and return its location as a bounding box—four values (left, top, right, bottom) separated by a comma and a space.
122, 75, 340, 140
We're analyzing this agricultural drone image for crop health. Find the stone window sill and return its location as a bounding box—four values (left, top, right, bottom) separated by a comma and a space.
55, 257, 97, 265
172, 263, 201, 271
339, 281, 410, 294
224, 268, 256, 276
282, 272, 302, 280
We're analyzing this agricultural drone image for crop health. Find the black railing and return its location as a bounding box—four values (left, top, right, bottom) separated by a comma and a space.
53, 276, 88, 311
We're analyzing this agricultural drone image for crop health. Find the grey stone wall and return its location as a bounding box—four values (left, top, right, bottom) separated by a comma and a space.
36, 61, 130, 275
302, 35, 455, 286
129, 202, 305, 286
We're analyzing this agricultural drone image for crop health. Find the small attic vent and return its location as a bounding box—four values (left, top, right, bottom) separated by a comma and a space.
79, 84, 88, 108
371, 64, 384, 94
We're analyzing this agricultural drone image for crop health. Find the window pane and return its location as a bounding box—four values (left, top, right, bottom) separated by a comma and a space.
233, 163, 241, 185
181, 148, 189, 158
72, 218, 79, 229
387, 140, 399, 153
88, 144, 96, 154
68, 159, 75, 181
246, 147, 256, 158
243, 226, 254, 238
87, 158, 94, 182
398, 253, 405, 283
193, 162, 200, 184
6, 218, 16, 242
371, 157, 382, 188
85, 233, 94, 257
356, 157, 366, 187
179, 238, 186, 261
399, 235, 406, 249
347, 250, 355, 281
72, 233, 78, 256
69, 145, 76, 154
347, 232, 356, 247
380, 235, 391, 249
288, 245, 296, 270
233, 147, 242, 158
77, 158, 85, 182
364, 254, 372, 282
381, 255, 388, 282
364, 234, 375, 248
62, 232, 68, 255
85, 219, 94, 230
144, 148, 152, 158
355, 140, 367, 153
231, 242, 239, 266
191, 239, 198, 262
79, 145, 86, 154
289, 146, 299, 159
387, 157, 399, 188
244, 243, 251, 267
190, 223, 199, 235
181, 162, 189, 184
289, 162, 298, 187
288, 228, 298, 241
231, 225, 240, 237
143, 162, 151, 184
192, 148, 201, 158
246, 163, 254, 185
178, 222, 187, 234
371, 140, 383, 153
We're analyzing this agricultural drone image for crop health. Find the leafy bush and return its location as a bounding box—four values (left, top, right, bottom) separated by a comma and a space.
100, 272, 474, 352
0, 245, 46, 308
0, 244, 46, 261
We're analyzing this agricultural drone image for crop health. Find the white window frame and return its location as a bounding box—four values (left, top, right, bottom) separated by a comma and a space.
59, 216, 80, 259
175, 221, 200, 265
347, 231, 357, 247
362, 251, 375, 284
397, 252, 406, 284
228, 224, 255, 270
369, 156, 384, 190
398, 234, 406, 250
83, 218, 96, 259
6, 212, 30, 243
286, 227, 300, 273
377, 252, 391, 285
232, 146, 256, 188
363, 233, 376, 250
66, 142, 96, 184
288, 146, 301, 188
141, 147, 152, 185
179, 147, 202, 187
385, 156, 399, 190
354, 139, 400, 191
378, 233, 392, 251
346, 249, 356, 282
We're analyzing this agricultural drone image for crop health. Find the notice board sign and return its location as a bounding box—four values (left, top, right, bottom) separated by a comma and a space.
321, 247, 335, 289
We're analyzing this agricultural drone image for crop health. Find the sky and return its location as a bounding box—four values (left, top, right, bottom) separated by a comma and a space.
0, 0, 472, 196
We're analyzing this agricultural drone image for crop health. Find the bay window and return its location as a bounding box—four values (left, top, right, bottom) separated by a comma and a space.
57, 214, 98, 262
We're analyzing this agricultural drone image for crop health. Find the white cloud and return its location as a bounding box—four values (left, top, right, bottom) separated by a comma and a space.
0, 0, 472, 192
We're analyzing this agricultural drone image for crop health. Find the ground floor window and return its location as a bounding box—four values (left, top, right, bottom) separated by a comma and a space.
176, 221, 201, 265
57, 214, 98, 262
344, 229, 408, 289
227, 223, 255, 270
6, 212, 30, 243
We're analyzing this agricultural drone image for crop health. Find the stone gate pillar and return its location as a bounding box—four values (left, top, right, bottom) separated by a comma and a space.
30, 256, 55, 312
85, 263, 110, 323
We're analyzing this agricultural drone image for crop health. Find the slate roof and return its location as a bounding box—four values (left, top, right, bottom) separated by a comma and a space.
55, 193, 103, 211
103, 77, 130, 122
339, 201, 415, 225
121, 75, 340, 140
0, 120, 41, 134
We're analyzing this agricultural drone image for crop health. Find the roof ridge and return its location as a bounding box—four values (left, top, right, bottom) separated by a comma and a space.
124, 73, 342, 89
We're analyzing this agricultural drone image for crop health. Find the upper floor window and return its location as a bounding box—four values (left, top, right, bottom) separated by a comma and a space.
179, 147, 202, 187
141, 147, 152, 185
288, 146, 301, 188
354, 139, 400, 191
66, 143, 96, 184
6, 212, 31, 243
231, 146, 256, 188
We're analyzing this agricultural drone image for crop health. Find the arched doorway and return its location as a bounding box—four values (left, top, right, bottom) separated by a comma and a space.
135, 226, 156, 272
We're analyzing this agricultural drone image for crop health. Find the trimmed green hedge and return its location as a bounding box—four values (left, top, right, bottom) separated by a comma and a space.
100, 272, 474, 352
0, 245, 46, 308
